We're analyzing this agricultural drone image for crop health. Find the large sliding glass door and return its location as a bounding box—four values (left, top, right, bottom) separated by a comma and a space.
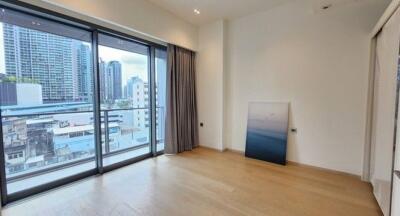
0, 3, 166, 205
0, 7, 97, 198
98, 33, 151, 167
155, 49, 167, 152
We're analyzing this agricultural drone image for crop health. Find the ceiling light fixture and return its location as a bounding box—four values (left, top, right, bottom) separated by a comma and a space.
194, 9, 200, 15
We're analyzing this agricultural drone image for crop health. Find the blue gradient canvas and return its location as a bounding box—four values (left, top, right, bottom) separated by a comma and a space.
245, 102, 289, 165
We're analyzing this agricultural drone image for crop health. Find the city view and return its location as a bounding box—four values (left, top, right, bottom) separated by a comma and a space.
0, 20, 166, 184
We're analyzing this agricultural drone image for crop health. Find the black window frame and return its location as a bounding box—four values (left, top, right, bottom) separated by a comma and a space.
0, 0, 166, 205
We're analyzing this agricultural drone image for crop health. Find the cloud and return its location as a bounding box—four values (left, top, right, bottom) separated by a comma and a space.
120, 55, 147, 66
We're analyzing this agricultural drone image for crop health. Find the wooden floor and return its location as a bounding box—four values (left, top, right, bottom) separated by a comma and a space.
2, 148, 382, 216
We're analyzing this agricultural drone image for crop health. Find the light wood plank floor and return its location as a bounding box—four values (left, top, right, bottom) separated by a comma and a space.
2, 147, 382, 216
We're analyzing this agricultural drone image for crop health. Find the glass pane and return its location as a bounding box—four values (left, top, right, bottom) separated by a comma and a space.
3, 113, 96, 194
98, 33, 150, 167
98, 33, 148, 55
0, 12, 95, 195
0, 7, 92, 42
155, 49, 167, 152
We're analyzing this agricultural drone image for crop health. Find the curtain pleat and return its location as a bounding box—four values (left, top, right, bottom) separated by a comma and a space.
165, 44, 198, 154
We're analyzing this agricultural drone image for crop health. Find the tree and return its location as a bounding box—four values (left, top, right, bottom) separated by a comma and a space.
117, 100, 131, 109
0, 75, 39, 84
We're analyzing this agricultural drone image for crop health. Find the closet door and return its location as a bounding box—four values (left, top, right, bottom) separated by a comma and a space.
393, 165, 400, 216
392, 30, 400, 216
370, 7, 400, 216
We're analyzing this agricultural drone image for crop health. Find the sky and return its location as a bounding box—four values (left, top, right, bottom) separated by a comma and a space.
99, 45, 149, 86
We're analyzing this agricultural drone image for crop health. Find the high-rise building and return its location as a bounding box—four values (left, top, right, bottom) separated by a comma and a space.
105, 61, 122, 102
126, 76, 141, 99
74, 43, 93, 102
126, 74, 166, 131
3, 23, 74, 103
99, 59, 107, 103
127, 77, 149, 128
0, 74, 17, 106
99, 59, 122, 104
99, 59, 123, 103
3, 23, 92, 103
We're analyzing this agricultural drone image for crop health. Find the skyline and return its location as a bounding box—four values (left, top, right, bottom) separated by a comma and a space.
0, 21, 155, 105
99, 45, 148, 87
0, 22, 149, 90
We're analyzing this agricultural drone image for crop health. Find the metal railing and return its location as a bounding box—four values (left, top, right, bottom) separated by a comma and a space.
1, 106, 165, 182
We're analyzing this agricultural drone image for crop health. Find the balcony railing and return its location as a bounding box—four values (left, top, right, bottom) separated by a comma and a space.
1, 106, 165, 182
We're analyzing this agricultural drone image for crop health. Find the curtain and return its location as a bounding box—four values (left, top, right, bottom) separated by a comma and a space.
164, 44, 199, 154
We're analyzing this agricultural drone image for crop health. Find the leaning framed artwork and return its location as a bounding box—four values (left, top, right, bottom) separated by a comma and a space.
245, 102, 289, 165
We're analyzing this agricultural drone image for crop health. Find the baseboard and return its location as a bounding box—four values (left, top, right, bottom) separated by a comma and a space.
286, 161, 361, 180
225, 148, 245, 155
202, 147, 362, 180
198, 145, 227, 152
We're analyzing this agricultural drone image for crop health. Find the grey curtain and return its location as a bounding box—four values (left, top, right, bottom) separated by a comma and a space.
164, 44, 199, 154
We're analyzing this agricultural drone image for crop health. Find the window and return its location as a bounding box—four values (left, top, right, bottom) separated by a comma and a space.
98, 33, 151, 167
0, 4, 167, 205
155, 49, 167, 152
0, 7, 96, 196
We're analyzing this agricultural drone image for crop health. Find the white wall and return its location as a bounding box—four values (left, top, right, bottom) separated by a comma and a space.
218, 0, 389, 175
197, 20, 225, 151
21, 0, 198, 50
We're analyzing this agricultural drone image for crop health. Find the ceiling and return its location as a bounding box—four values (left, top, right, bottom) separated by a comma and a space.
146, 0, 293, 26
146, 0, 391, 26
